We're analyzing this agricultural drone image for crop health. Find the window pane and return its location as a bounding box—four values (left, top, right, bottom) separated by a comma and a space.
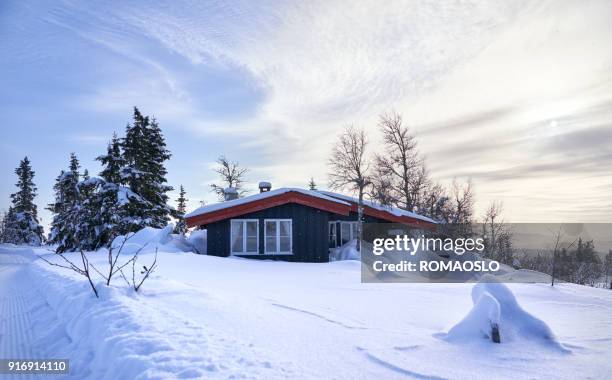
279, 221, 291, 237
280, 236, 291, 252
341, 223, 350, 244
266, 221, 276, 236
246, 221, 258, 238
231, 221, 244, 253
266, 237, 277, 253
246, 236, 258, 252
329, 223, 336, 248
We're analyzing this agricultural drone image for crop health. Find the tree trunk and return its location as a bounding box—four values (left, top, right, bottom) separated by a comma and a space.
551, 250, 556, 287
357, 187, 364, 253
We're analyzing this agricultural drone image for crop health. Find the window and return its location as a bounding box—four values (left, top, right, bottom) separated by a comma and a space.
265, 219, 292, 254
328, 222, 337, 248
340, 221, 357, 245
230, 219, 259, 255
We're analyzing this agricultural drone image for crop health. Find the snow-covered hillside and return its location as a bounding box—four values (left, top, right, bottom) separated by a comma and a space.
1, 240, 611, 379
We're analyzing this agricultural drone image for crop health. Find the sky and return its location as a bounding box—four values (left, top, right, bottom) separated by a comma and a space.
1, 0, 611, 231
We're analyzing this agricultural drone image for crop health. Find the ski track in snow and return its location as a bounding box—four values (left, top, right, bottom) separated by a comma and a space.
270, 302, 369, 330
355, 347, 447, 380
0, 262, 64, 380
0, 247, 294, 379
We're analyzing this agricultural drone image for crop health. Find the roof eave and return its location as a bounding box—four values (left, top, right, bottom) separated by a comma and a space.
185, 190, 351, 227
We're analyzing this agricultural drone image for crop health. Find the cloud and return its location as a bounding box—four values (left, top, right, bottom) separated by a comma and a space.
3, 0, 612, 223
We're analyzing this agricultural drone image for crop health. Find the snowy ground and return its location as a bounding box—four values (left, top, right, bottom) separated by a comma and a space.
1, 242, 612, 379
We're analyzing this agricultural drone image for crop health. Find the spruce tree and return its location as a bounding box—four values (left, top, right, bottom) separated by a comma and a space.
47, 154, 82, 252
174, 185, 188, 234
121, 107, 173, 229
97, 132, 124, 184
308, 177, 317, 190
1, 207, 16, 243
6, 157, 44, 245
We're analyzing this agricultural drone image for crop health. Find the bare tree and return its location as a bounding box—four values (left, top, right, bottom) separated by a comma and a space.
88, 234, 149, 287
368, 163, 394, 206
210, 155, 249, 200
40, 232, 158, 296
418, 183, 446, 220
40, 251, 99, 298
550, 225, 579, 287
375, 112, 427, 212
481, 201, 513, 264
120, 248, 158, 292
604, 250, 612, 289
328, 126, 371, 252
451, 179, 475, 224
482, 201, 502, 258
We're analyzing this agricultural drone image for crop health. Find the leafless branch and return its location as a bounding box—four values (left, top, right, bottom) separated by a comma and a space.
210, 155, 249, 199
40, 250, 99, 298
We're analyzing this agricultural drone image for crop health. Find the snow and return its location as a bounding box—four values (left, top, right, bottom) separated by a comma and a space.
185, 188, 351, 218
443, 275, 568, 352
1, 238, 612, 379
329, 239, 360, 261
316, 190, 437, 223
110, 225, 193, 255
186, 229, 207, 254
223, 187, 238, 194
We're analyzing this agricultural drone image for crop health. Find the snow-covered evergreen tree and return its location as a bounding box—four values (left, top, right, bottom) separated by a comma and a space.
0, 209, 6, 242
97, 132, 124, 184
70, 177, 152, 251
121, 107, 173, 229
5, 157, 44, 245
0, 208, 13, 243
174, 185, 188, 234
47, 154, 82, 252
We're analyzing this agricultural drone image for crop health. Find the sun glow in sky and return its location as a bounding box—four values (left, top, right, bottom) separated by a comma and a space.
1, 0, 611, 229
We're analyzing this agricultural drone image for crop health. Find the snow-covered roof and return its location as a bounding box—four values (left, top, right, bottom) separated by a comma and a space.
185, 188, 351, 219
315, 190, 437, 224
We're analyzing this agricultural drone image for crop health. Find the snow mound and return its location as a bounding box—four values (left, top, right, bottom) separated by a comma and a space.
187, 229, 207, 254
330, 239, 360, 261
110, 226, 191, 255
444, 275, 568, 350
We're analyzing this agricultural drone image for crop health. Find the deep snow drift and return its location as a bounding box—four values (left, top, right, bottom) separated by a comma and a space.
1, 237, 612, 379
443, 275, 568, 352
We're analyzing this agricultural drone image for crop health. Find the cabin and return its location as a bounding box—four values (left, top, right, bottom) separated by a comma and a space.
185, 183, 437, 262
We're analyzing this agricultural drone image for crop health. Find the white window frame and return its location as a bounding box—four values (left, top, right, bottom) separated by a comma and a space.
340, 221, 357, 245
264, 219, 293, 255
230, 219, 260, 255
328, 221, 337, 248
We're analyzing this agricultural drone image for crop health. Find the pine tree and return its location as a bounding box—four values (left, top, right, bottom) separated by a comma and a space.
1, 207, 16, 243
6, 157, 44, 245
121, 107, 173, 229
308, 177, 317, 190
97, 132, 124, 184
47, 154, 82, 252
69, 152, 80, 178
0, 209, 9, 243
174, 185, 188, 234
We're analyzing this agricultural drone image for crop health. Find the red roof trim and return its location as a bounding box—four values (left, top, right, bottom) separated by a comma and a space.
353, 204, 437, 231
185, 191, 351, 227
185, 190, 437, 231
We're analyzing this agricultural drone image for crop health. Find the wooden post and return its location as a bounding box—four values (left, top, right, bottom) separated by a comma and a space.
491, 323, 501, 343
